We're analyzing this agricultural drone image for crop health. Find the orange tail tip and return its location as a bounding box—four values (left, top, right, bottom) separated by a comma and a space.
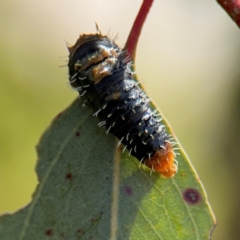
143, 142, 178, 178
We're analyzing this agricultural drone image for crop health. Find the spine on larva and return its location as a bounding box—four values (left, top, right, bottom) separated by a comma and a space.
68, 33, 177, 177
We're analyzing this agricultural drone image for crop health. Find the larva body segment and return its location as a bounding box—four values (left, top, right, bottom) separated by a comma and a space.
68, 33, 177, 177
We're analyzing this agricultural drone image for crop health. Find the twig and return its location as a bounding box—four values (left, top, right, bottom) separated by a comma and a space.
124, 0, 154, 61
217, 0, 240, 28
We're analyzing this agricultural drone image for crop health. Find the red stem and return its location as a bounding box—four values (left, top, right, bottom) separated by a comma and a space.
217, 0, 240, 27
125, 0, 240, 61
125, 0, 154, 61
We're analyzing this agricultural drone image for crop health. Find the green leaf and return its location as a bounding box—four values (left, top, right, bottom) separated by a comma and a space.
0, 99, 216, 240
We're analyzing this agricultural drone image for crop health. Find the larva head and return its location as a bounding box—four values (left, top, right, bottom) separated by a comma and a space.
144, 142, 177, 178
68, 33, 121, 84
68, 33, 105, 58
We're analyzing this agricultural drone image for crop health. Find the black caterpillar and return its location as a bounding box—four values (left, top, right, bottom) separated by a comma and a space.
68, 31, 177, 177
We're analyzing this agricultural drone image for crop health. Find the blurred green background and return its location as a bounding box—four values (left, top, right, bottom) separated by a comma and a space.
0, 1, 239, 239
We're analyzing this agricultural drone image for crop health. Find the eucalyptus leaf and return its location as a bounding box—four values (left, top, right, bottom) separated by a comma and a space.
0, 99, 216, 240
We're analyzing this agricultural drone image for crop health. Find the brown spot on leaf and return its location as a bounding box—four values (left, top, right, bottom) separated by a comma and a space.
77, 229, 84, 234
66, 172, 73, 180
183, 188, 201, 205
56, 112, 62, 118
45, 229, 53, 236
75, 131, 80, 137
52, 112, 63, 123
124, 186, 133, 196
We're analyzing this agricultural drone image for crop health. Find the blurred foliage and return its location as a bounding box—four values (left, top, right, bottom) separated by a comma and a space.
219, 73, 240, 237
0, 1, 240, 240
